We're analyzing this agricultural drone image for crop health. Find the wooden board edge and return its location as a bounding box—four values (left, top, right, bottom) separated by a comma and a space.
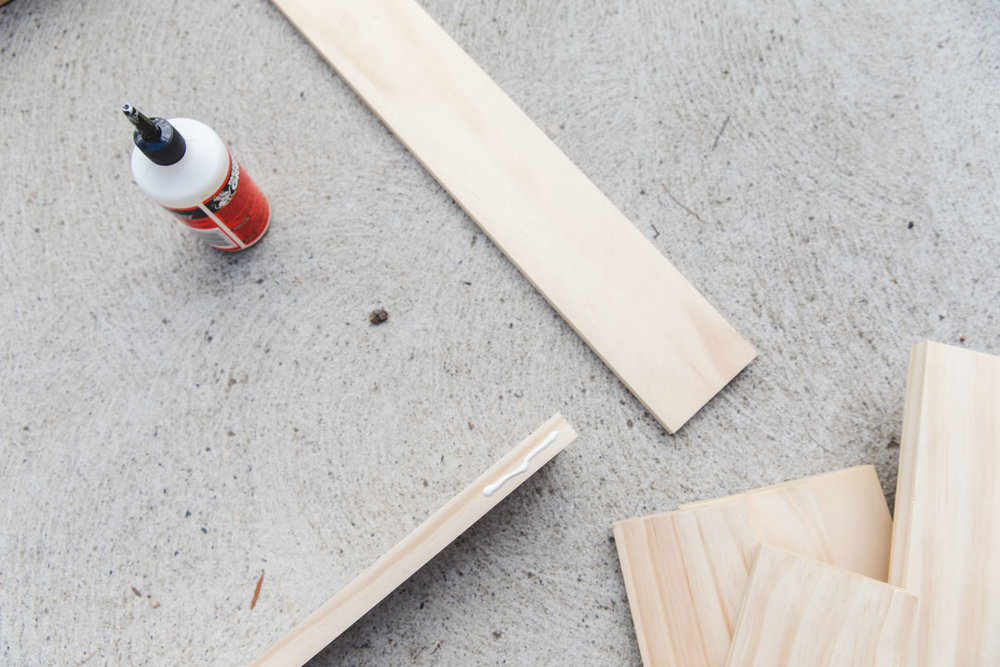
887, 342, 929, 586
610, 465, 881, 525
678, 464, 878, 510
252, 413, 577, 667
650, 345, 756, 434
612, 521, 658, 667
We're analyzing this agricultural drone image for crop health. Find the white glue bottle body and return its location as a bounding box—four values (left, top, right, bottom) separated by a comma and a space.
123, 104, 270, 251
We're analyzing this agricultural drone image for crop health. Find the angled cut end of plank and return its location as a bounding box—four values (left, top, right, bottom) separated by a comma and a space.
889, 341, 1000, 665
269, 0, 755, 433
726, 546, 919, 667
613, 466, 893, 666
253, 414, 577, 667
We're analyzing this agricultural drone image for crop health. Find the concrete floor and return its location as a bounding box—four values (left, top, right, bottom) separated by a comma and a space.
1, 0, 997, 664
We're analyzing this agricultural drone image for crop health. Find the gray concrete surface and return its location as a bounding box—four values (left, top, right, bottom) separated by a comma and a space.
1, 0, 998, 664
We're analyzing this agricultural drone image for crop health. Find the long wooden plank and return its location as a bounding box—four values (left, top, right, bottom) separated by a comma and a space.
889, 341, 1000, 665
253, 414, 577, 667
613, 466, 892, 666
726, 546, 918, 666
269, 0, 756, 433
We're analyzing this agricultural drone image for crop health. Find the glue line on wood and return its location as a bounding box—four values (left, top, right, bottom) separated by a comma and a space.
268, 0, 756, 433
252, 414, 577, 667
483, 430, 559, 496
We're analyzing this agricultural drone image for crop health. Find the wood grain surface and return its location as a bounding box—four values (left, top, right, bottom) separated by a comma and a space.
889, 342, 1000, 665
681, 465, 892, 581
3, 0, 998, 664
614, 502, 756, 667
613, 466, 892, 666
268, 0, 755, 433
253, 414, 576, 667
726, 546, 918, 667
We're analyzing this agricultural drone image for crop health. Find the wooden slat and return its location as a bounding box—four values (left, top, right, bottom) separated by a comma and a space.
681, 465, 892, 581
253, 414, 577, 667
889, 341, 1000, 665
269, 0, 756, 433
613, 466, 892, 666
726, 546, 918, 667
614, 502, 757, 667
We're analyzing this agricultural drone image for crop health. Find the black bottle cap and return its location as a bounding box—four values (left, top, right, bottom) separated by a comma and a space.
122, 104, 187, 166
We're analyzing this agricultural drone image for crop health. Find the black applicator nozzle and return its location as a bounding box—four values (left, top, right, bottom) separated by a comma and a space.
121, 103, 186, 166
122, 104, 161, 141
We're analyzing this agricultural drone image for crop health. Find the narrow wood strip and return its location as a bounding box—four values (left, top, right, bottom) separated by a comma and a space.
726, 546, 918, 667
613, 466, 892, 666
253, 414, 577, 667
269, 0, 756, 433
889, 341, 1000, 665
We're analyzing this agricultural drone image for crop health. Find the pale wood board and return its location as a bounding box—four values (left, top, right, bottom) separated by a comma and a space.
614, 502, 757, 667
253, 414, 577, 667
726, 546, 918, 667
888, 341, 1000, 665
268, 0, 756, 433
681, 464, 892, 581
612, 465, 892, 666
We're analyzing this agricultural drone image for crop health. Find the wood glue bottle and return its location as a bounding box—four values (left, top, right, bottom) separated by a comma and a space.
122, 104, 270, 251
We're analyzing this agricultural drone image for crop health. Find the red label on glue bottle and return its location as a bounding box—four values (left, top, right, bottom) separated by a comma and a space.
123, 104, 270, 251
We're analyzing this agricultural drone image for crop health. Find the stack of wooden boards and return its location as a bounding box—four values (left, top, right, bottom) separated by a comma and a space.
614, 341, 1000, 666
